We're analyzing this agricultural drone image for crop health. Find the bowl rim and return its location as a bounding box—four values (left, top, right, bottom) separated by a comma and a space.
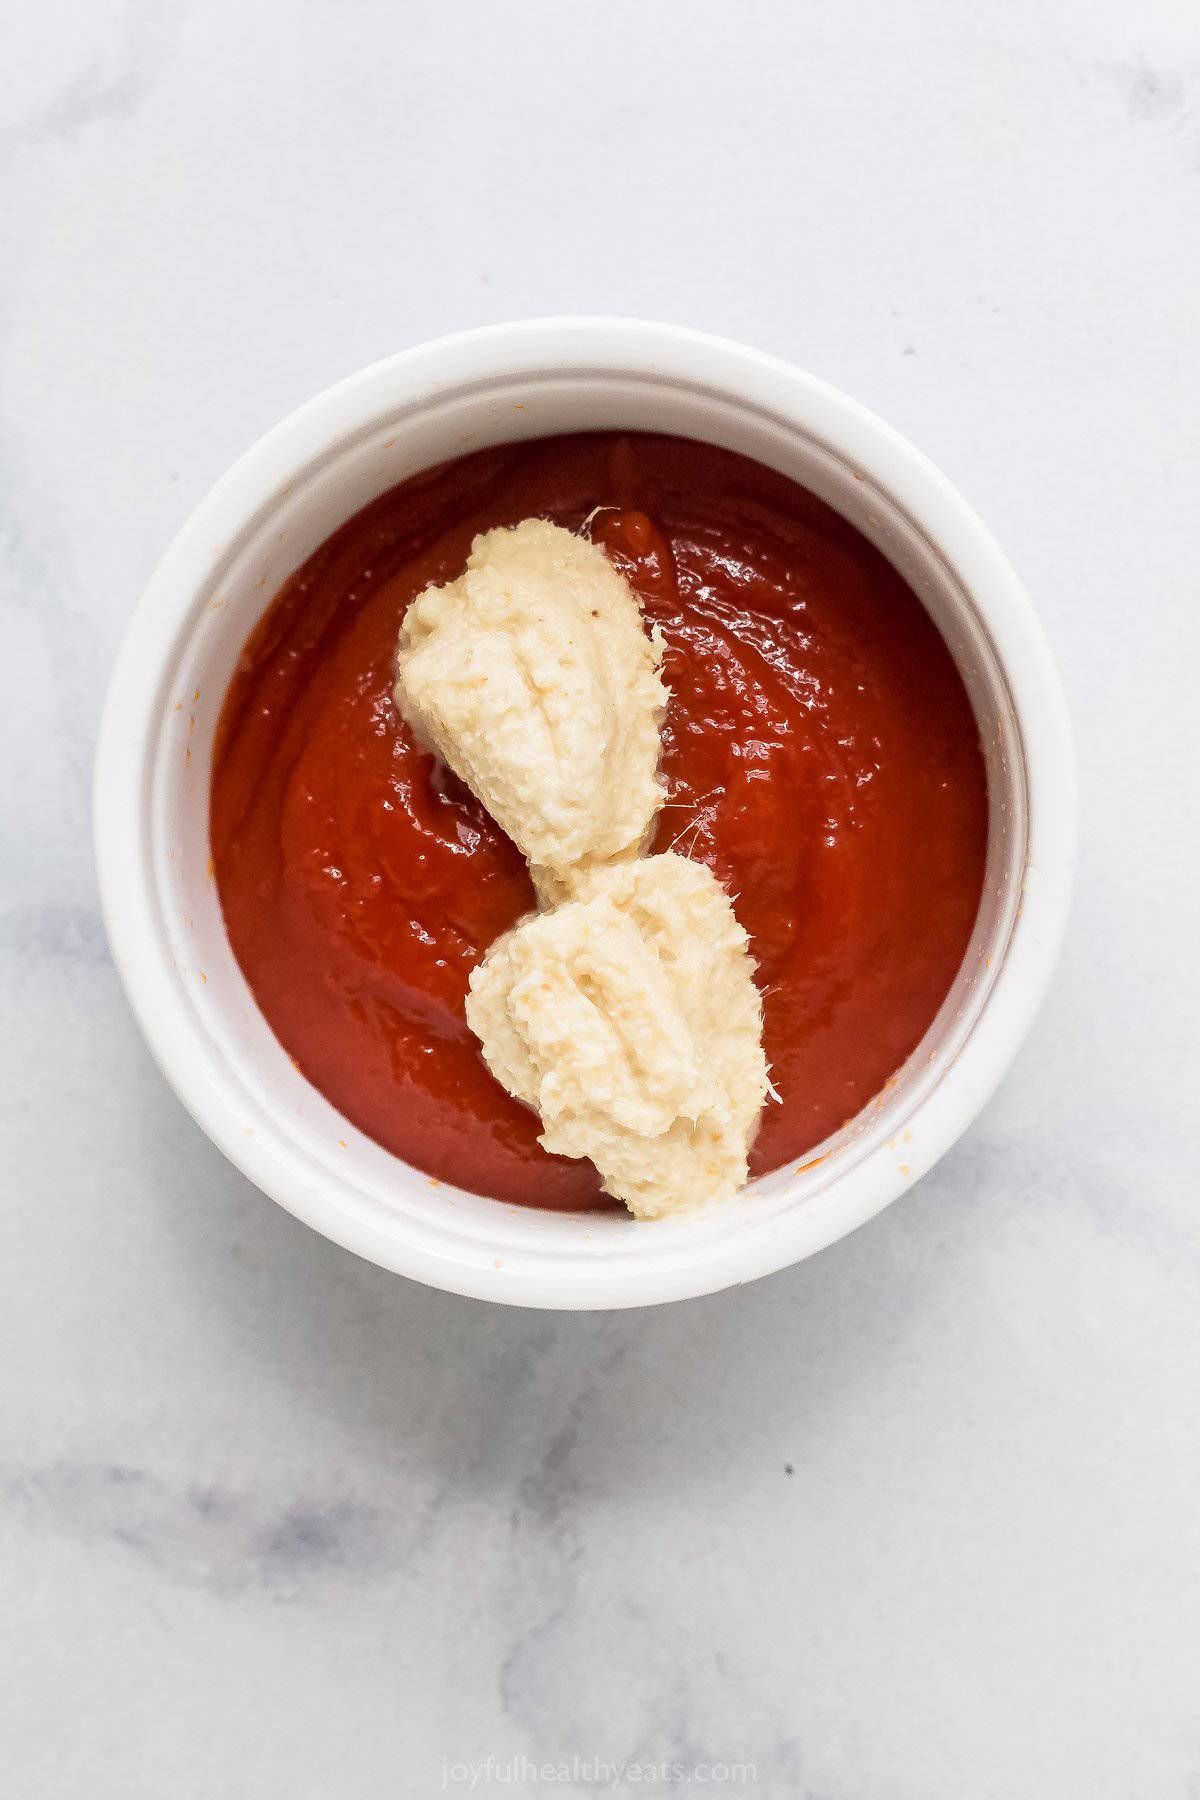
94, 316, 1076, 1308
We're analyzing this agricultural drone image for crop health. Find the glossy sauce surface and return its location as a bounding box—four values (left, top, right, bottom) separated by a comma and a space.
212, 433, 988, 1208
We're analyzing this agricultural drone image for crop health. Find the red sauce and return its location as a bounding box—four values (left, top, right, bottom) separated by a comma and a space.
212, 433, 987, 1209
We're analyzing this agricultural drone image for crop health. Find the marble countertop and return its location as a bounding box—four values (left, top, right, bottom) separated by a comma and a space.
3, 1, 1198, 1794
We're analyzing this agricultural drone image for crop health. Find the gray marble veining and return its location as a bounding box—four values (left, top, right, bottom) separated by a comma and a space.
3, 1, 1199, 1795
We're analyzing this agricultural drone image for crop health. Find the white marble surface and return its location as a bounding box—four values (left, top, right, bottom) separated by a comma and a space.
3, 0, 1199, 1793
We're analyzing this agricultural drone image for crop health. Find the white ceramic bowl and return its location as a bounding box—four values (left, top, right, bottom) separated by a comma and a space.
94, 318, 1074, 1309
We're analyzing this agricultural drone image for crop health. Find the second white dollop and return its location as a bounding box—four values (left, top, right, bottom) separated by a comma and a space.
466, 854, 770, 1220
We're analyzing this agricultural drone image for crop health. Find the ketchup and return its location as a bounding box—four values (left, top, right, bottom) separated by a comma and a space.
211, 433, 987, 1209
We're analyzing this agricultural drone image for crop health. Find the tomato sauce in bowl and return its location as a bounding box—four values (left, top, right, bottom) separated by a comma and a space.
211, 432, 988, 1210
